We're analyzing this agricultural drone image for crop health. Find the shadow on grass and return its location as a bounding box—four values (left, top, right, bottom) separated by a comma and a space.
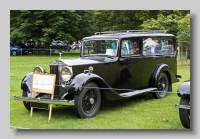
99, 92, 154, 113
26, 93, 155, 119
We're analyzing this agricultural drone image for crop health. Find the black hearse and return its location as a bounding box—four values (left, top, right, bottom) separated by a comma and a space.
14, 30, 181, 118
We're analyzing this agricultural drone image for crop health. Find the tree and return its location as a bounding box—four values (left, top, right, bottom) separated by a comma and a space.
93, 10, 190, 35
10, 10, 190, 47
10, 10, 95, 43
176, 14, 190, 49
139, 11, 190, 36
93, 10, 144, 31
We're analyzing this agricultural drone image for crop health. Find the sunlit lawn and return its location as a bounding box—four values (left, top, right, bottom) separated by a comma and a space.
10, 51, 190, 129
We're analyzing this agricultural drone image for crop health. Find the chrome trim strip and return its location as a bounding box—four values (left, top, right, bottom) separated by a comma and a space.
14, 95, 74, 106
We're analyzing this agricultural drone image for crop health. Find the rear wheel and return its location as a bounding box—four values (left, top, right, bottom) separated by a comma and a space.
152, 72, 169, 99
179, 97, 190, 129
73, 82, 101, 118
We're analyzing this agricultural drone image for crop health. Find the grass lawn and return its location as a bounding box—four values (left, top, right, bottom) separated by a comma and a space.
10, 51, 190, 129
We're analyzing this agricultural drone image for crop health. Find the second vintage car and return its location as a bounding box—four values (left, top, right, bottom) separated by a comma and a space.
14, 30, 181, 118
175, 80, 190, 129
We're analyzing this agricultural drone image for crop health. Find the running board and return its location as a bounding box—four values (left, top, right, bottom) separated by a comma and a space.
119, 88, 157, 97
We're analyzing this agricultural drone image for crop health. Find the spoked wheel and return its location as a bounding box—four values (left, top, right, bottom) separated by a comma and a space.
179, 97, 190, 129
152, 72, 169, 99
73, 82, 101, 118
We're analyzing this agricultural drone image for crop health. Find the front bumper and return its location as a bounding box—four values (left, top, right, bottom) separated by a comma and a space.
175, 104, 190, 109
14, 95, 74, 106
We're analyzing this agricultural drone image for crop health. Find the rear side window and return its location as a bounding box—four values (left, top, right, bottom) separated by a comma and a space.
143, 37, 174, 55
120, 38, 140, 56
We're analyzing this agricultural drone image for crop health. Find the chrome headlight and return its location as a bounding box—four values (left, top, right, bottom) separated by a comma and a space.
61, 67, 73, 81
33, 66, 46, 73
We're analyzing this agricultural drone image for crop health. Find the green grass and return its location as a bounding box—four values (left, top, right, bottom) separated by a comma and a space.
10, 51, 190, 129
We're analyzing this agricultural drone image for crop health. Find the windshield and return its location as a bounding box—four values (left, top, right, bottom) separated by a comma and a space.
82, 39, 118, 56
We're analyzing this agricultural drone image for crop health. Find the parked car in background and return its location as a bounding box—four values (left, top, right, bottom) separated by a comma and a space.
49, 40, 71, 52
14, 30, 181, 119
175, 80, 190, 129
10, 42, 28, 56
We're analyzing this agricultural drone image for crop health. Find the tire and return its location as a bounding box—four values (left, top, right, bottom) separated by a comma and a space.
12, 50, 17, 56
179, 97, 190, 129
22, 90, 41, 111
22, 90, 31, 111
73, 82, 101, 118
152, 72, 169, 99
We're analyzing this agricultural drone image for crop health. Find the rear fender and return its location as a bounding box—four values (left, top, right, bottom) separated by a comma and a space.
149, 64, 172, 91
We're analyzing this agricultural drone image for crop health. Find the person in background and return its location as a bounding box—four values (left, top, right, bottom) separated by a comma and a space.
78, 40, 81, 49
124, 40, 130, 54
111, 42, 117, 56
144, 38, 160, 54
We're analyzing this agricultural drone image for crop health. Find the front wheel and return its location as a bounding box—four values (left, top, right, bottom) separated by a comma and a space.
152, 72, 169, 99
22, 90, 41, 111
179, 97, 190, 129
22, 90, 31, 111
73, 82, 101, 118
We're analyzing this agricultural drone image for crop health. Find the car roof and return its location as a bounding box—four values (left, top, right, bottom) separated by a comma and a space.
82, 30, 174, 40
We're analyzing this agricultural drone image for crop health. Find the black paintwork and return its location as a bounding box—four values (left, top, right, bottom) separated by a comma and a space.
21, 31, 181, 102
177, 80, 190, 98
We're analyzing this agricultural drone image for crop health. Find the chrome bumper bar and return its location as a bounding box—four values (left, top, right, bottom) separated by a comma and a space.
175, 104, 190, 109
14, 95, 74, 106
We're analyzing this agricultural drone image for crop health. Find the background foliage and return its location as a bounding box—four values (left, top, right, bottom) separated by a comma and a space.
10, 10, 190, 48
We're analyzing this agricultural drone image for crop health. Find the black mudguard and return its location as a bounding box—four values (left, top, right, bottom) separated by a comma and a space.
149, 64, 177, 91
177, 80, 190, 98
67, 72, 126, 100
21, 72, 39, 98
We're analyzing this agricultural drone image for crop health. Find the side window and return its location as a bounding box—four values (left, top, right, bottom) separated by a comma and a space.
160, 39, 174, 55
143, 38, 161, 55
143, 37, 174, 55
121, 39, 139, 56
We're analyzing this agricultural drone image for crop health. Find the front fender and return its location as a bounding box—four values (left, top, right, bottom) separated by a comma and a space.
68, 72, 107, 94
67, 72, 124, 100
21, 72, 46, 98
21, 72, 33, 93
177, 80, 190, 98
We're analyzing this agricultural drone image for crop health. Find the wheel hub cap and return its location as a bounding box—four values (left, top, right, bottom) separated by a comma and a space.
162, 83, 165, 89
90, 98, 94, 104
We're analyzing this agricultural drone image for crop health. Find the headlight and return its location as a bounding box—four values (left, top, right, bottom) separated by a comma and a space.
61, 67, 73, 81
33, 66, 46, 73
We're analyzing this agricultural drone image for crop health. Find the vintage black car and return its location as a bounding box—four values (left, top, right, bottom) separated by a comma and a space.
175, 80, 190, 129
14, 30, 181, 118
